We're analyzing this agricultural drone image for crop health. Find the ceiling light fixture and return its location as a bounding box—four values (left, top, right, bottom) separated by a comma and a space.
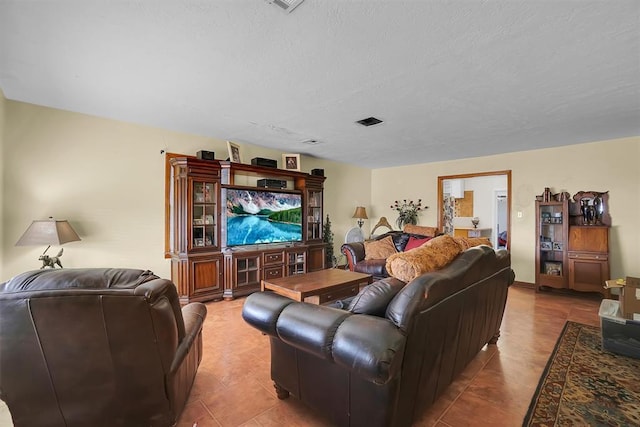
265, 0, 305, 13
356, 117, 383, 127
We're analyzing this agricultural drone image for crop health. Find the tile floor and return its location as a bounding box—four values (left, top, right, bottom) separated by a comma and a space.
0, 286, 602, 427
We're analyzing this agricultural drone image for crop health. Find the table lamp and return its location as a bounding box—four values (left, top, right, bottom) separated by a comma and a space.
15, 217, 81, 268
352, 206, 368, 228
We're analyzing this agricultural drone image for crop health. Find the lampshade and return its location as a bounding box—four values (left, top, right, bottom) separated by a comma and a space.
352, 206, 368, 220
15, 218, 81, 247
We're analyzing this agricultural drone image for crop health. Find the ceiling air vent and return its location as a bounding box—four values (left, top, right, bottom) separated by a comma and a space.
301, 139, 322, 145
266, 0, 305, 13
356, 116, 383, 127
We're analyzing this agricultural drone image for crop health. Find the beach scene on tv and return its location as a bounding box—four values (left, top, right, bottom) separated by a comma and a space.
226, 189, 303, 246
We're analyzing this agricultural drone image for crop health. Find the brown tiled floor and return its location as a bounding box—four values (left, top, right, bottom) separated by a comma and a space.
177, 286, 602, 427
0, 285, 603, 427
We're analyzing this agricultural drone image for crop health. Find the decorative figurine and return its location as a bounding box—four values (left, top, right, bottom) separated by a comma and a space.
39, 248, 64, 269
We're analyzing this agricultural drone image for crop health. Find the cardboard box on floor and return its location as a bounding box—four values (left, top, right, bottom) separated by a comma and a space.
604, 277, 640, 321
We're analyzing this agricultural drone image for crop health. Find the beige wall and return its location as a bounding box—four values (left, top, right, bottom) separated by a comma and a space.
1, 100, 370, 280
371, 137, 640, 283
2, 97, 637, 285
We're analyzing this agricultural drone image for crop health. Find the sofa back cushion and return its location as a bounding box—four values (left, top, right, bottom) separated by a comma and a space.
453, 236, 492, 250
347, 277, 406, 316
403, 224, 439, 237
386, 245, 506, 332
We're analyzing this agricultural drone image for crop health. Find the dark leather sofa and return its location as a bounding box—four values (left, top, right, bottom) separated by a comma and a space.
341, 231, 432, 279
242, 246, 514, 427
0, 268, 207, 427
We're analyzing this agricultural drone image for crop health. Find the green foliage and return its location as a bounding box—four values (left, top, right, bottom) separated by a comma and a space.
268, 207, 301, 223
390, 199, 427, 229
323, 214, 335, 266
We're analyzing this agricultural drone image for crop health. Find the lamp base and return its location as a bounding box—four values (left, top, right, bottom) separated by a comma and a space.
39, 247, 64, 269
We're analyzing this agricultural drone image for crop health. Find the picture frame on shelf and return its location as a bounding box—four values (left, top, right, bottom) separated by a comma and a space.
282, 153, 301, 171
544, 261, 562, 276
540, 241, 552, 250
227, 141, 242, 163
553, 241, 563, 251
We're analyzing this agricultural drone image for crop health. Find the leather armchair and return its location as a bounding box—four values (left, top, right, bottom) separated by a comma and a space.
0, 268, 207, 427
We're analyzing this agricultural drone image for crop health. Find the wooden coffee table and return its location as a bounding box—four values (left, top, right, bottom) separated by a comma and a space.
261, 269, 373, 305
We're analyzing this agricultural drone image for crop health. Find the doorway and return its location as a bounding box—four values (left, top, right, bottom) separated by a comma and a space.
494, 190, 508, 248
437, 170, 511, 250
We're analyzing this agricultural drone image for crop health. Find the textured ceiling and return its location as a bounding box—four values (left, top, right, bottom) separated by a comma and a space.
1, 1, 638, 168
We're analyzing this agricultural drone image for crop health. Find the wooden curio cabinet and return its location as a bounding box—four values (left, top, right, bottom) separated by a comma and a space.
169, 157, 224, 303
534, 190, 611, 297
535, 200, 569, 291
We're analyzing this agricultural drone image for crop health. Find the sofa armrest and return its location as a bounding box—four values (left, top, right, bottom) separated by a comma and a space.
341, 242, 366, 271
170, 302, 207, 373
242, 292, 406, 385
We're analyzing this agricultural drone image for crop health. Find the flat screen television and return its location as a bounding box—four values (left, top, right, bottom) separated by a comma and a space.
225, 188, 303, 246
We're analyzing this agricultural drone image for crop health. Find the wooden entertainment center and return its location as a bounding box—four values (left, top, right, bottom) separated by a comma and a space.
167, 156, 326, 304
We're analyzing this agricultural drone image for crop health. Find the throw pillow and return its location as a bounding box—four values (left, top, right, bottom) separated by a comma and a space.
403, 235, 432, 251
364, 235, 398, 260
385, 234, 462, 283
402, 224, 438, 237
454, 236, 492, 251
347, 278, 406, 316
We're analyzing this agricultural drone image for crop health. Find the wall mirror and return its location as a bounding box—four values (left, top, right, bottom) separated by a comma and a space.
437, 170, 511, 249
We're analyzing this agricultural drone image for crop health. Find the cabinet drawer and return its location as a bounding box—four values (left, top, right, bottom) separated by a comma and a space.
264, 252, 284, 265
568, 252, 608, 261
316, 284, 360, 305
263, 266, 284, 280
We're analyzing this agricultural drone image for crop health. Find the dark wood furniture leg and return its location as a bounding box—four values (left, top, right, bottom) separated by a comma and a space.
274, 383, 290, 399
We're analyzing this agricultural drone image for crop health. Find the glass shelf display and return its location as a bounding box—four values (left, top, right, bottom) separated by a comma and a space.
192, 181, 217, 249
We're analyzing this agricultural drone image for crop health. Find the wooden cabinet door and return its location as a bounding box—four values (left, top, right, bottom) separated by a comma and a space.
568, 253, 609, 296
307, 244, 326, 272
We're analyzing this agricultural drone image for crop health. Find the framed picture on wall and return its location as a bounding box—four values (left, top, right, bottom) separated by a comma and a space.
282, 153, 301, 171
227, 141, 242, 163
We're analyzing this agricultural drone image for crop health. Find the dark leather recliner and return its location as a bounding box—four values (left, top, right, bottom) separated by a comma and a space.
0, 268, 207, 427
243, 246, 514, 427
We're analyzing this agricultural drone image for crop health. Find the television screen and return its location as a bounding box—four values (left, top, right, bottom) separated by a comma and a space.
225, 188, 303, 246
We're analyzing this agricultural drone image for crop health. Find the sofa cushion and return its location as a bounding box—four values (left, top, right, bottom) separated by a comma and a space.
403, 224, 438, 237
403, 236, 432, 251
453, 236, 492, 251
364, 236, 398, 260
385, 234, 462, 283
347, 277, 406, 316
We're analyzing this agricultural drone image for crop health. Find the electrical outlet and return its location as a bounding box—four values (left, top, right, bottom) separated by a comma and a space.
517, 211, 523, 218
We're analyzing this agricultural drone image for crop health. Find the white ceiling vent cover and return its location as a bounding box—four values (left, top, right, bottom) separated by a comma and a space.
266, 0, 305, 13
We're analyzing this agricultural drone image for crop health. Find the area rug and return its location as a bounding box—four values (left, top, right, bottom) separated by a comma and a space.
523, 321, 640, 426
